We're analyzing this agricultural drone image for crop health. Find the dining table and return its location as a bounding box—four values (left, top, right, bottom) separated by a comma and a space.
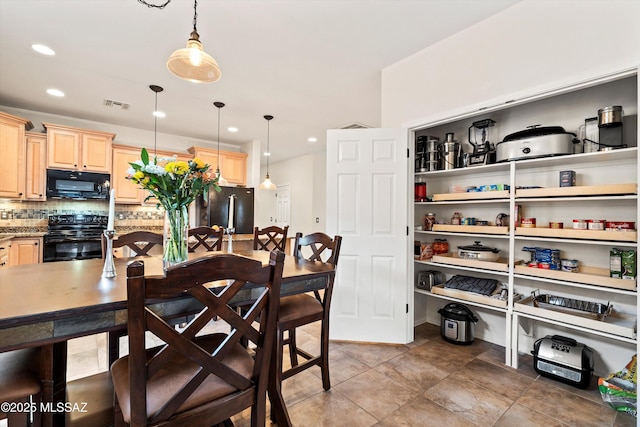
0, 249, 335, 427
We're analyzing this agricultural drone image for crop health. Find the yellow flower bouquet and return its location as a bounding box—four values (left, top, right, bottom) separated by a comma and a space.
127, 148, 220, 266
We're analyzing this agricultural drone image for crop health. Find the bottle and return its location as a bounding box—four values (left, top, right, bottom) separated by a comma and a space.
432, 238, 449, 255
423, 213, 436, 231
451, 212, 461, 225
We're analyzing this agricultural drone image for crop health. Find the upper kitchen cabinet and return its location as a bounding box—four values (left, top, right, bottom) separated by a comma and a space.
43, 123, 115, 173
0, 111, 33, 199
187, 146, 248, 186
24, 131, 47, 201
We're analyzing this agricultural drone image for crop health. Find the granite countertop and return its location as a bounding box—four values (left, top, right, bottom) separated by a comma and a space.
0, 231, 47, 244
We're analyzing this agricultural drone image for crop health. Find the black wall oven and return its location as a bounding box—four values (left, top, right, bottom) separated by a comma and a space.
43, 215, 107, 262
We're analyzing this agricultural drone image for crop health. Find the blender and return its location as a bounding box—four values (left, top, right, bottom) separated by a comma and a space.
467, 119, 497, 166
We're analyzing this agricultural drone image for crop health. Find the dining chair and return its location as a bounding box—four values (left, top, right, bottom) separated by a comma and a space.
253, 225, 289, 252
188, 226, 224, 252
111, 250, 285, 427
103, 230, 163, 258
0, 347, 42, 427
102, 231, 164, 366
275, 232, 342, 392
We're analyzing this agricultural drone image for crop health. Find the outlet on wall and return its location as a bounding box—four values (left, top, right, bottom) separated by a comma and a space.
316, 217, 319, 223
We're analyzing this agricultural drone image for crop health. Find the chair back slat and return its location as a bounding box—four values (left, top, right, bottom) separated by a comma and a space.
253, 225, 289, 252
103, 231, 163, 258
188, 226, 224, 252
124, 250, 285, 425
293, 232, 342, 267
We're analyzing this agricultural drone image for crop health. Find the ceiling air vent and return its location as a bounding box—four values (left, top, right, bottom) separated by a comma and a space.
339, 122, 370, 129
103, 99, 130, 110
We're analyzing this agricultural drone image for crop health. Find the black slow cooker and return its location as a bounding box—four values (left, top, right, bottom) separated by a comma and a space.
438, 303, 478, 345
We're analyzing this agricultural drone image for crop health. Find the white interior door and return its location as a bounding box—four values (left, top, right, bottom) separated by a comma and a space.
326, 128, 410, 344
275, 185, 290, 228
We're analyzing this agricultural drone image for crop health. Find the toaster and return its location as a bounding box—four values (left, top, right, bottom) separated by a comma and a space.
417, 270, 444, 290
532, 335, 594, 388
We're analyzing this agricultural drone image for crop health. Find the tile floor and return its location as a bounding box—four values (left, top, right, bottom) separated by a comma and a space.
11, 322, 636, 427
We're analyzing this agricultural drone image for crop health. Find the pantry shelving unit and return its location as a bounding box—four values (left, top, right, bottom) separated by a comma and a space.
411, 69, 638, 373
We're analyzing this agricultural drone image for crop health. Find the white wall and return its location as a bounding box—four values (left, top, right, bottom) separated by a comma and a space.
381, 0, 640, 129
255, 152, 326, 236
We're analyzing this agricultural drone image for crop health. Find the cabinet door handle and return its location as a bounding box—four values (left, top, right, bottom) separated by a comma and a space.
34, 242, 38, 246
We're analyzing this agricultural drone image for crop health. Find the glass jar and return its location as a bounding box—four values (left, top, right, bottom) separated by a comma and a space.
451, 212, 461, 225
432, 238, 449, 255
423, 213, 436, 231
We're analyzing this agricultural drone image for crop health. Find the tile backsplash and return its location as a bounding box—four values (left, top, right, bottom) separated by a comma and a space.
0, 199, 164, 230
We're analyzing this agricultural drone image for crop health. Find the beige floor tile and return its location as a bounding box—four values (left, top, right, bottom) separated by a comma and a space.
373, 350, 450, 393
405, 340, 476, 374
312, 347, 371, 386
494, 403, 569, 427
331, 341, 410, 368
516, 381, 616, 427
287, 389, 378, 427
423, 375, 513, 426
614, 410, 637, 427
451, 358, 535, 400
376, 396, 472, 427
334, 369, 415, 420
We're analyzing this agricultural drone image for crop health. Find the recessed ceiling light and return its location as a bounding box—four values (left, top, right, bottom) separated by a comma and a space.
308, 137, 317, 142
153, 111, 166, 118
227, 127, 238, 132
263, 152, 271, 156
32, 44, 55, 55
46, 88, 64, 97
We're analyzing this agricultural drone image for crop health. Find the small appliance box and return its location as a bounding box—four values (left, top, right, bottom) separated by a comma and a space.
532, 335, 594, 388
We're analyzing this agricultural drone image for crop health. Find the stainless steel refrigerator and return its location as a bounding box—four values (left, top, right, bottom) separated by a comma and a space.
196, 186, 255, 234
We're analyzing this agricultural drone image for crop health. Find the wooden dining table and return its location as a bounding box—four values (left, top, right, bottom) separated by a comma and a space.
0, 250, 335, 427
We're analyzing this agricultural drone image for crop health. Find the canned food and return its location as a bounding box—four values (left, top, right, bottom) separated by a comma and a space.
549, 222, 564, 229
461, 217, 476, 226
521, 217, 536, 228
561, 259, 579, 272
573, 219, 588, 230
476, 220, 489, 226
606, 221, 636, 231
588, 220, 606, 230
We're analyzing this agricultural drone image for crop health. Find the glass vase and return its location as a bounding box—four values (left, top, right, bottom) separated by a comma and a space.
163, 205, 189, 268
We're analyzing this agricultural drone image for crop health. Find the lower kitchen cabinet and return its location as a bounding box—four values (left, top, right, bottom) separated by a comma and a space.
9, 237, 42, 266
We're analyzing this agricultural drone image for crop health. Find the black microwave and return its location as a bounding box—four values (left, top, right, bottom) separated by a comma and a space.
46, 169, 111, 200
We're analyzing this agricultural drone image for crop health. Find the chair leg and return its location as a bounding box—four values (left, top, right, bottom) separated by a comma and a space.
5, 396, 30, 427
108, 331, 121, 366
288, 328, 299, 367
320, 320, 331, 391
271, 327, 285, 423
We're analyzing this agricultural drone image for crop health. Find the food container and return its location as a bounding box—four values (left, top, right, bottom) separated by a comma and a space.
549, 222, 564, 229
561, 259, 579, 272
559, 170, 576, 187
606, 221, 636, 231
573, 219, 588, 230
423, 213, 436, 231
419, 243, 433, 261
451, 212, 461, 225
432, 239, 449, 255
587, 220, 606, 230
461, 217, 476, 226
521, 217, 536, 228
457, 241, 500, 261
610, 248, 636, 279
476, 220, 489, 226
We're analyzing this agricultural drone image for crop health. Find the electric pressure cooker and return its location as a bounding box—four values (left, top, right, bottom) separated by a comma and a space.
438, 303, 478, 345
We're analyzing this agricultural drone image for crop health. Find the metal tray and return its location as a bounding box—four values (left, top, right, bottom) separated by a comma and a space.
531, 289, 612, 321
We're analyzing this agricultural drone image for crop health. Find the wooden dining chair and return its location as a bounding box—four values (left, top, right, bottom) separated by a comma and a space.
102, 230, 163, 259
102, 231, 163, 366
253, 225, 289, 252
188, 226, 224, 252
111, 250, 285, 427
0, 347, 43, 427
274, 232, 342, 393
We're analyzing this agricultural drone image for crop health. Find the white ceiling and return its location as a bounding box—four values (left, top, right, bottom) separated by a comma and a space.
0, 0, 518, 164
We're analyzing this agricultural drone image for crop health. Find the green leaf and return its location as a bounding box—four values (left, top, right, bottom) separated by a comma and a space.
141, 148, 149, 165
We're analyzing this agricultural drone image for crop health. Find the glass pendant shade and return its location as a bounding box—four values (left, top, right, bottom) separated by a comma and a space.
167, 31, 221, 83
216, 167, 229, 186
259, 173, 276, 190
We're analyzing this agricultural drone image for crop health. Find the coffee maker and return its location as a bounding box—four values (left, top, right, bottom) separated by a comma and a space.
415, 135, 439, 172
598, 106, 624, 149
467, 119, 497, 166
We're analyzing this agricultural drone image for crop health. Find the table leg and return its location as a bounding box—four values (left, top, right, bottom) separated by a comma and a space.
52, 341, 68, 427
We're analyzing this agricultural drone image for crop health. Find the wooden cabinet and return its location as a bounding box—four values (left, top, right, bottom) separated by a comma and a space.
24, 132, 47, 200
0, 112, 32, 199
44, 123, 115, 173
0, 240, 10, 269
9, 237, 42, 266
188, 146, 248, 185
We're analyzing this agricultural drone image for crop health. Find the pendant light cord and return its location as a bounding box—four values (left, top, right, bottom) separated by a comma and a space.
153, 91, 158, 157
192, 0, 198, 31
266, 119, 270, 174
137, 0, 171, 9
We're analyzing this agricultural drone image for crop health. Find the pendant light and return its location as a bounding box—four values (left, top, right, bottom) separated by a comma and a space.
166, 0, 221, 83
213, 101, 228, 186
259, 115, 276, 190
149, 84, 164, 158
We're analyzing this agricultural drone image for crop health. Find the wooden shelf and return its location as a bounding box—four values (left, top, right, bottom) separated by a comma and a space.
515, 183, 637, 198
432, 190, 509, 202
429, 284, 509, 309
515, 227, 637, 242
515, 296, 637, 339
432, 253, 512, 272
514, 265, 637, 291
432, 224, 509, 235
